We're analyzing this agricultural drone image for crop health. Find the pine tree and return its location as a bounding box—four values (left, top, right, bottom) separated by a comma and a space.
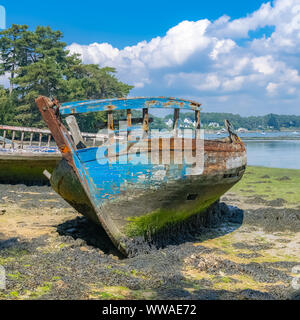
0, 86, 16, 124
0, 24, 134, 129
0, 24, 30, 95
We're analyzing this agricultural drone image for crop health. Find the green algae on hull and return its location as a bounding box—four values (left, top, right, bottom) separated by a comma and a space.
124, 195, 221, 238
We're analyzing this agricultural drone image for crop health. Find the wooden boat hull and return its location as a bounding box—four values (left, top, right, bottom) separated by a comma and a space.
0, 152, 61, 185
35, 96, 247, 256
49, 138, 246, 255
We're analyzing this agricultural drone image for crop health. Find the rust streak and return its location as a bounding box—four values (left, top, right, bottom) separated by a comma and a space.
105, 105, 117, 111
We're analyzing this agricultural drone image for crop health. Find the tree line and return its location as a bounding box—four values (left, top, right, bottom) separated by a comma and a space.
164, 112, 300, 131
199, 112, 300, 131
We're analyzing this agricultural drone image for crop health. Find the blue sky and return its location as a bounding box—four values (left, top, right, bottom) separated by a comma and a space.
2, 0, 300, 115
3, 0, 265, 47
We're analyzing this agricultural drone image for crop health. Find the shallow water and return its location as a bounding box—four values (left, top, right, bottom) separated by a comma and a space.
244, 140, 300, 169
205, 131, 300, 169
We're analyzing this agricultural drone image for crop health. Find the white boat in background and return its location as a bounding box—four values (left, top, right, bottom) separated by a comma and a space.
216, 128, 226, 135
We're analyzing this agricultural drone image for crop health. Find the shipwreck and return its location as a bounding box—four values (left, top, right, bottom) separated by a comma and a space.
35, 96, 247, 256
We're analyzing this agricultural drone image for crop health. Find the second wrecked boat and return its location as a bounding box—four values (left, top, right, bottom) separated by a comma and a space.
36, 96, 247, 255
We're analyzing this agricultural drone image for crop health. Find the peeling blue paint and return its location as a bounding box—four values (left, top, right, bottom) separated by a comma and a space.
60, 97, 201, 115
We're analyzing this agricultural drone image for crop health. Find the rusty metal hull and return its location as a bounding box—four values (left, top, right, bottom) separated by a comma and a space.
49, 138, 246, 255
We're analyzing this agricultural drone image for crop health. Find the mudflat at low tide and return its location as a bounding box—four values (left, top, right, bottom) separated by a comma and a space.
0, 166, 299, 300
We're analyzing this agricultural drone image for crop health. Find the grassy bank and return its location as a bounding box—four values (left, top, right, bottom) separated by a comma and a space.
231, 166, 300, 207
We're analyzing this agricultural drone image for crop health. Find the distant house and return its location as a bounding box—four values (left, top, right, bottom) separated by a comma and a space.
184, 118, 192, 124
208, 122, 220, 128
181, 118, 195, 128
165, 119, 173, 127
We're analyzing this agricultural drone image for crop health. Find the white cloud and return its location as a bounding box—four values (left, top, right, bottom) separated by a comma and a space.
222, 76, 245, 92
207, 2, 274, 38
266, 82, 279, 95
197, 74, 221, 91
209, 39, 236, 60
252, 56, 275, 75
67, 0, 300, 115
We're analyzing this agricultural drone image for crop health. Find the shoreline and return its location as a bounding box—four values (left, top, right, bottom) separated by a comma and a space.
243, 137, 300, 141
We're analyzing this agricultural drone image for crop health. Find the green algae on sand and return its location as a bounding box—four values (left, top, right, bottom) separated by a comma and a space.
231, 166, 300, 206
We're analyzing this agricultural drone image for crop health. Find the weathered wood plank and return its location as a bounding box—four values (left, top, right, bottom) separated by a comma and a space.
0, 124, 99, 139
11, 131, 15, 148
195, 110, 201, 139
0, 125, 50, 134
47, 135, 51, 147
20, 131, 24, 148
29, 133, 33, 146
2, 130, 6, 148
66, 115, 86, 149
195, 110, 201, 130
127, 109, 132, 127
60, 97, 202, 115
38, 133, 42, 147
173, 109, 180, 136
108, 111, 114, 131
143, 108, 149, 134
